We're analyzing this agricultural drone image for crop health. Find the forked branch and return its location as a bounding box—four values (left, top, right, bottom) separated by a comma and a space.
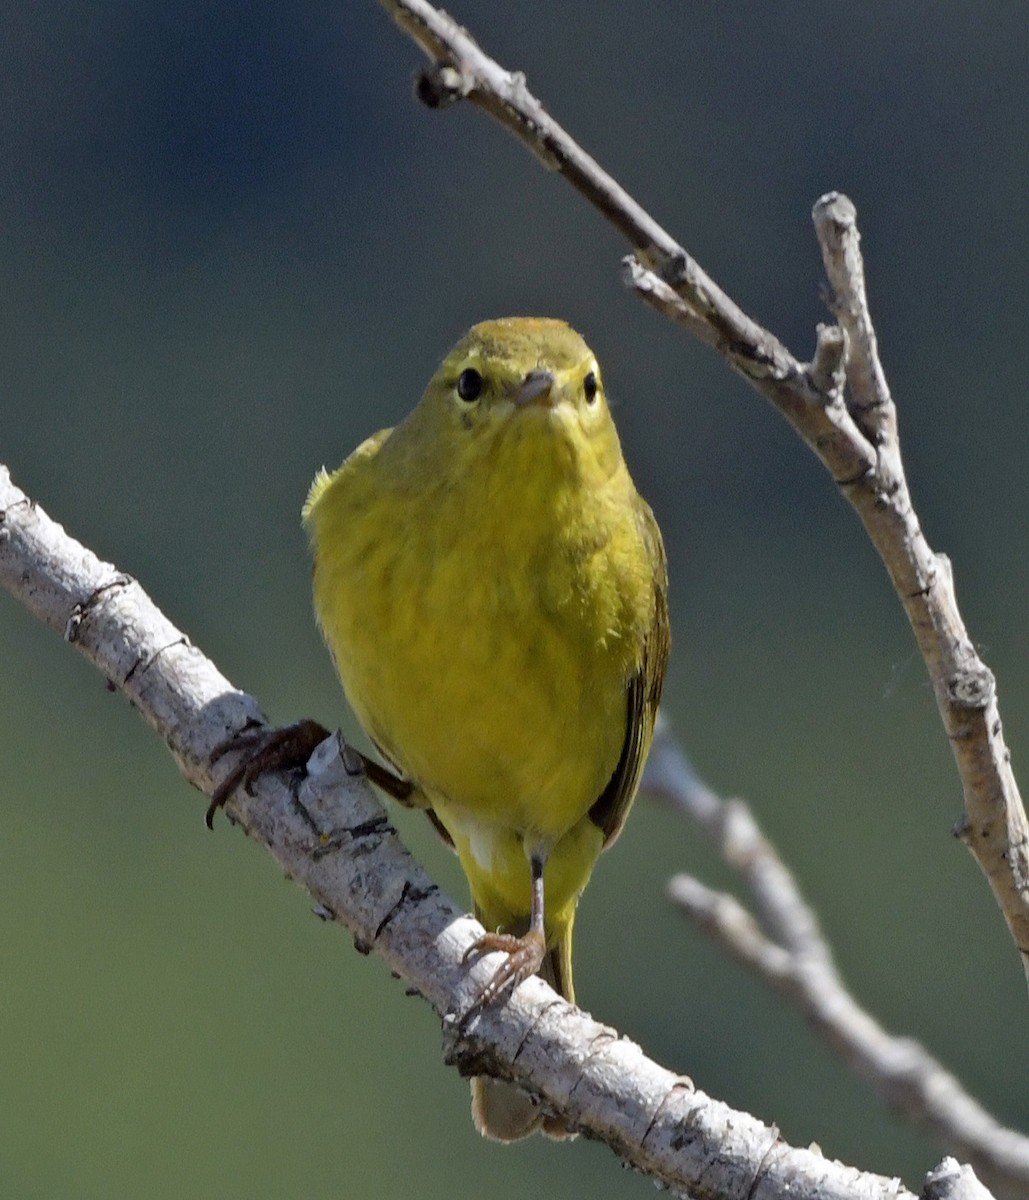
646, 725, 1029, 1200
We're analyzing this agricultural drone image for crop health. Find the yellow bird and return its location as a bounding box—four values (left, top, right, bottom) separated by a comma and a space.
301, 317, 669, 1140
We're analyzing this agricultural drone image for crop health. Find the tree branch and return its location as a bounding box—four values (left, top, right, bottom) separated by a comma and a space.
811, 195, 1029, 981
373, 0, 1029, 992
0, 462, 961, 1200
646, 725, 1029, 1200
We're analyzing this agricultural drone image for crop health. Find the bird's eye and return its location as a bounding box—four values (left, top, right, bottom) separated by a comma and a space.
583, 371, 598, 404
457, 368, 483, 402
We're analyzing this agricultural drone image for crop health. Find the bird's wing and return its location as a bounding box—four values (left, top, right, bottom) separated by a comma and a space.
588, 496, 670, 848
367, 735, 455, 848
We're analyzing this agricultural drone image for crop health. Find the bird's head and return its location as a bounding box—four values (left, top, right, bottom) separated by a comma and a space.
407, 317, 625, 487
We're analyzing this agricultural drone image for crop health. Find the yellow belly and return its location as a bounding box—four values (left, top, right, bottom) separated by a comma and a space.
306, 423, 651, 928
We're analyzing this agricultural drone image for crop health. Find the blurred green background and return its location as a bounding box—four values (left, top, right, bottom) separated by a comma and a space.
1, 2, 1027, 1196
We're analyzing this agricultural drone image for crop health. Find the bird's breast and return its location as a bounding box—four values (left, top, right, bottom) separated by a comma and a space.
312, 454, 650, 841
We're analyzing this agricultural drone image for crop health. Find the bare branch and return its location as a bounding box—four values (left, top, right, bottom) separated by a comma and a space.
924, 1160, 999, 1200
646, 726, 1029, 1200
812, 194, 1029, 987
377, 0, 826, 403
373, 0, 1029, 992
0, 461, 944, 1200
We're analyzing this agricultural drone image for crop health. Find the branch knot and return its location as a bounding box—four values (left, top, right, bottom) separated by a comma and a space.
415, 62, 471, 108
947, 664, 996, 712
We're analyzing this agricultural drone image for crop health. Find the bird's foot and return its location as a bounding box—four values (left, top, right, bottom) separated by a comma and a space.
206, 718, 331, 828
463, 929, 547, 1007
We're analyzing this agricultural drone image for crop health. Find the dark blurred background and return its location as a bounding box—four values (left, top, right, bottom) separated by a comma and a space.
1, 2, 1026, 1197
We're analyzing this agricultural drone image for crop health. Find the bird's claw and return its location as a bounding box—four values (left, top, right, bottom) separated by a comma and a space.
463, 929, 547, 1007
205, 718, 331, 828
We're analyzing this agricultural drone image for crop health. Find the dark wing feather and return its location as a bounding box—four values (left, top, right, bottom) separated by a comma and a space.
370, 735, 456, 848
588, 496, 670, 848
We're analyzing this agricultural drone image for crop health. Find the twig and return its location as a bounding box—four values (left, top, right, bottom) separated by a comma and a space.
380, 2, 800, 387
0, 462, 952, 1200
373, 0, 1029, 992
812, 195, 1029, 983
645, 724, 1029, 1200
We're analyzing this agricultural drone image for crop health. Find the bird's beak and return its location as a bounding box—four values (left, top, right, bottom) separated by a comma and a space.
513, 368, 556, 408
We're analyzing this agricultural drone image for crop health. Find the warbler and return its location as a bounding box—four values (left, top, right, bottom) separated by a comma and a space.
300, 318, 670, 1140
